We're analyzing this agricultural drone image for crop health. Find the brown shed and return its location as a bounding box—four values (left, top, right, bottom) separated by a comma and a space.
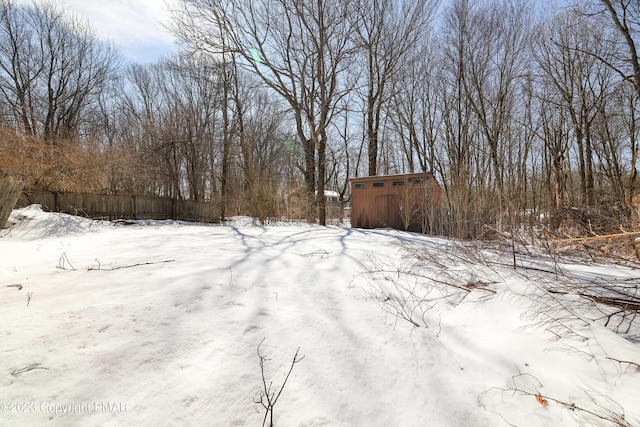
350, 172, 442, 232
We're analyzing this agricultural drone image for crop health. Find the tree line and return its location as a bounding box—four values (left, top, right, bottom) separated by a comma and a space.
1, 0, 639, 236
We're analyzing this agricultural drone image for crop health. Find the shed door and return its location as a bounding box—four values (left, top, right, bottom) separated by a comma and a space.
387, 195, 402, 229
374, 196, 387, 228
375, 195, 402, 229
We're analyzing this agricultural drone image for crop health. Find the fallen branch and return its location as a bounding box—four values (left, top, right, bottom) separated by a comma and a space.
519, 390, 630, 426
11, 363, 49, 376
605, 356, 640, 371
293, 250, 331, 258
579, 293, 640, 312
550, 230, 640, 263
551, 231, 640, 245
88, 260, 175, 271
484, 373, 632, 427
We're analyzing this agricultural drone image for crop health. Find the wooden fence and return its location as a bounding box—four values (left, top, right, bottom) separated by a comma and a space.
16, 191, 220, 223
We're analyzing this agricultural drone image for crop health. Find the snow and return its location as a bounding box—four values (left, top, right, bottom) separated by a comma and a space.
1, 205, 639, 427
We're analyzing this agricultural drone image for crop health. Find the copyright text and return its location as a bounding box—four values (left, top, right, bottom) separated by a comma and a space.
0, 401, 128, 415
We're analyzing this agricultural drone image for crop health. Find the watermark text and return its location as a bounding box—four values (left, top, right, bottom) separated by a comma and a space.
0, 401, 128, 415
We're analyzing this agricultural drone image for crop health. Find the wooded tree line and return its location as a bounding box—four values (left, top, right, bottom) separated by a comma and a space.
1, 0, 640, 236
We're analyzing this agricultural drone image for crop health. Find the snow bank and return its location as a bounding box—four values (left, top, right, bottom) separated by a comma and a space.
1, 205, 106, 241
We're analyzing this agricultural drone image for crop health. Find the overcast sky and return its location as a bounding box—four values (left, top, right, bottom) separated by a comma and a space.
19, 0, 179, 63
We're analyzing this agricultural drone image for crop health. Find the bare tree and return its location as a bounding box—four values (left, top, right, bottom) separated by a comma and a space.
596, 0, 640, 97
351, 0, 438, 176
459, 0, 532, 228
123, 56, 226, 201
386, 29, 442, 176
171, 0, 357, 225
534, 9, 618, 208
327, 92, 361, 223
236, 79, 289, 223
534, 80, 572, 228
587, 0, 640, 211
438, 0, 482, 238
0, 0, 120, 142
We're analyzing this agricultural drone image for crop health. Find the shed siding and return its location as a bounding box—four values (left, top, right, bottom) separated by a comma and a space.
350, 172, 441, 230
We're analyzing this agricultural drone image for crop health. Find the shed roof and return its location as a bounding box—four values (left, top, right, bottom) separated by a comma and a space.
350, 172, 436, 183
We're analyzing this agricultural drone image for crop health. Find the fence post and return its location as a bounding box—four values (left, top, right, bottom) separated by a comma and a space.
0, 176, 24, 228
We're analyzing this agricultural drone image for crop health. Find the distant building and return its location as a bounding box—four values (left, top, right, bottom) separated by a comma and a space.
350, 172, 442, 232
319, 189, 348, 220
323, 190, 340, 203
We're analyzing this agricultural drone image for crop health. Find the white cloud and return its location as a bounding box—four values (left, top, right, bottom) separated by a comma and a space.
17, 0, 179, 62
66, 0, 174, 43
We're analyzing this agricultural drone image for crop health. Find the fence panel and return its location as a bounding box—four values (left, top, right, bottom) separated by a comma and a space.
15, 191, 219, 224
177, 199, 219, 223
59, 193, 135, 220
135, 197, 174, 220
18, 191, 57, 211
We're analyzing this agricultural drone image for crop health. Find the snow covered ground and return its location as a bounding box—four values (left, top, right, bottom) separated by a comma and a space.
1, 205, 639, 427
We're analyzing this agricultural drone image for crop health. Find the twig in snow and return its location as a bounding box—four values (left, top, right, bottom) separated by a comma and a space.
254, 338, 305, 427
11, 363, 49, 376
87, 260, 175, 271
361, 241, 498, 328
57, 252, 75, 270
26, 291, 32, 306
483, 372, 632, 427
605, 356, 640, 372
293, 250, 331, 258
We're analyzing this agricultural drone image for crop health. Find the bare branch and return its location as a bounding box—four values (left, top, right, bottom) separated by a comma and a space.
254, 338, 304, 427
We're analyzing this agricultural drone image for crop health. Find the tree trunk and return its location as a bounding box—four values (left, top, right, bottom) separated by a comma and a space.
318, 137, 327, 226
0, 176, 24, 229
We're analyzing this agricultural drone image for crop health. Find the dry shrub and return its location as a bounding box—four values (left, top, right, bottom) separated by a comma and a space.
249, 179, 279, 224
552, 187, 639, 237
0, 126, 160, 195
226, 177, 298, 223
556, 205, 634, 236
282, 184, 312, 221
93, 144, 159, 195
0, 126, 103, 192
